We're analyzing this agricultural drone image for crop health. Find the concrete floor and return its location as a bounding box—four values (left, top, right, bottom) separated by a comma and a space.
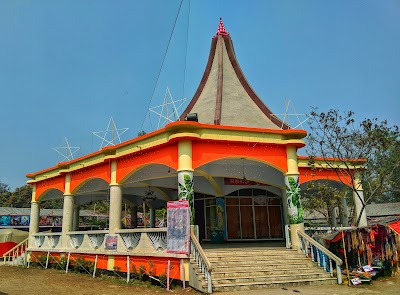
201, 240, 286, 250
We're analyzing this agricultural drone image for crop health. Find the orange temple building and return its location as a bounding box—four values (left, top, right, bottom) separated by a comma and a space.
25, 19, 366, 292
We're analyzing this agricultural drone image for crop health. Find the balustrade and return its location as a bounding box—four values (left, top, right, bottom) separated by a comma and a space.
29, 228, 169, 255
297, 230, 343, 284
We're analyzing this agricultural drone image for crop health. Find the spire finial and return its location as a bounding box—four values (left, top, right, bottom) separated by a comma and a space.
213, 17, 229, 38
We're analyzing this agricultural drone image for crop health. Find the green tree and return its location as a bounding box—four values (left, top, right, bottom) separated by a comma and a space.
0, 181, 11, 206
7, 185, 32, 207
307, 109, 400, 226
81, 200, 109, 214
302, 182, 347, 228
0, 181, 10, 194
41, 198, 63, 209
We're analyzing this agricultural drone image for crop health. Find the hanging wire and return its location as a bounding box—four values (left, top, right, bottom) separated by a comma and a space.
181, 0, 191, 111
141, 0, 185, 131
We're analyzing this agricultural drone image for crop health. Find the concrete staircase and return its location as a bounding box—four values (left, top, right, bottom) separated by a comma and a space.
197, 247, 336, 292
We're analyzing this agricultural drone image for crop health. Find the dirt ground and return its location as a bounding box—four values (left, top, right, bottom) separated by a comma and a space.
0, 266, 200, 295
1, 265, 400, 295
225, 274, 400, 295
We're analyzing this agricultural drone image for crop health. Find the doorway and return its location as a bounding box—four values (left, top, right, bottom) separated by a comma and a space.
195, 189, 284, 241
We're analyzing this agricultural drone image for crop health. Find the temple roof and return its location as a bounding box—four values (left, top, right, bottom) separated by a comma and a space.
180, 19, 289, 130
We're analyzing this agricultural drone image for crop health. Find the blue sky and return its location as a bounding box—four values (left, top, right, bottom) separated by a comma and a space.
0, 0, 399, 190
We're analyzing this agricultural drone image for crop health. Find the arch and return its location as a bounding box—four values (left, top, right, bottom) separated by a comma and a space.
195, 169, 223, 196
72, 177, 110, 195
70, 163, 111, 193
36, 188, 64, 202
226, 187, 281, 198
224, 185, 283, 197
116, 143, 178, 183
192, 140, 288, 172
120, 163, 175, 185
196, 157, 286, 190
35, 175, 65, 201
298, 167, 352, 187
299, 179, 349, 196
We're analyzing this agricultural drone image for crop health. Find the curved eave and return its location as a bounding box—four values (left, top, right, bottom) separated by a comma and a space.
297, 155, 367, 169
26, 121, 306, 181
165, 121, 306, 139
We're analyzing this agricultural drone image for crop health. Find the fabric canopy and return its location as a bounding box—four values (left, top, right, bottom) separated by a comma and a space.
0, 228, 28, 244
388, 220, 400, 235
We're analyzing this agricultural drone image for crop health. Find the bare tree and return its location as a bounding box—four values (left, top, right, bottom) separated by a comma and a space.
307, 109, 400, 226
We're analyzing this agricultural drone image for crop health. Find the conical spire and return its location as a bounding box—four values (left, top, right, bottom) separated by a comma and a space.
181, 19, 290, 130
214, 18, 229, 38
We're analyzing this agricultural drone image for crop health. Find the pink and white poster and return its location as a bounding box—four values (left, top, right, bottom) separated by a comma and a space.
167, 200, 190, 254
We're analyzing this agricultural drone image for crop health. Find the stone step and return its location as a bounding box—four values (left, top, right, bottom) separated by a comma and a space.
212, 262, 316, 270
193, 246, 337, 292
212, 272, 329, 285
210, 258, 313, 267
210, 277, 337, 292
191, 260, 316, 271
206, 252, 305, 259
208, 255, 307, 262
203, 248, 297, 255
210, 267, 321, 278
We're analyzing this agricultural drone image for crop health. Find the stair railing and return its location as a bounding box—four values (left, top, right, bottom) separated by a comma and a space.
190, 229, 213, 293
297, 230, 343, 284
2, 238, 29, 266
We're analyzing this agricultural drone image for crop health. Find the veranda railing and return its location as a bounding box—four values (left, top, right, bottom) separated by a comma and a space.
297, 230, 343, 284
190, 228, 213, 293
2, 238, 29, 266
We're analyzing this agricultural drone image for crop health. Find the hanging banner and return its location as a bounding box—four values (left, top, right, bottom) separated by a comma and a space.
167, 200, 190, 254
11, 216, 22, 226
0, 216, 11, 226
21, 216, 30, 226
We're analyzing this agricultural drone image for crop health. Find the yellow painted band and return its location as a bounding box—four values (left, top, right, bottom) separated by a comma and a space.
111, 160, 117, 184
64, 174, 71, 195
178, 140, 193, 171
286, 146, 299, 174
107, 255, 115, 271
31, 184, 37, 202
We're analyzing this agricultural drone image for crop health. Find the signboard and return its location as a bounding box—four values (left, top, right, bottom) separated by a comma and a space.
0, 215, 30, 227
39, 215, 53, 226
104, 235, 118, 251
167, 200, 190, 254
224, 178, 267, 186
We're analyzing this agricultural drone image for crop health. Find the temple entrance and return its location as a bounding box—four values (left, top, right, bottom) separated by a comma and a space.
195, 188, 284, 241
226, 197, 283, 240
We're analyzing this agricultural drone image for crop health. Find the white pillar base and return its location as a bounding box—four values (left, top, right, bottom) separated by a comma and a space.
61, 195, 74, 248
290, 223, 304, 250
109, 185, 122, 234
353, 190, 367, 227
29, 202, 40, 247
72, 205, 80, 231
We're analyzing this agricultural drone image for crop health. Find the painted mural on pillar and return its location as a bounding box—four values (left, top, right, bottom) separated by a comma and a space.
216, 197, 226, 240
178, 172, 195, 225
285, 176, 304, 224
